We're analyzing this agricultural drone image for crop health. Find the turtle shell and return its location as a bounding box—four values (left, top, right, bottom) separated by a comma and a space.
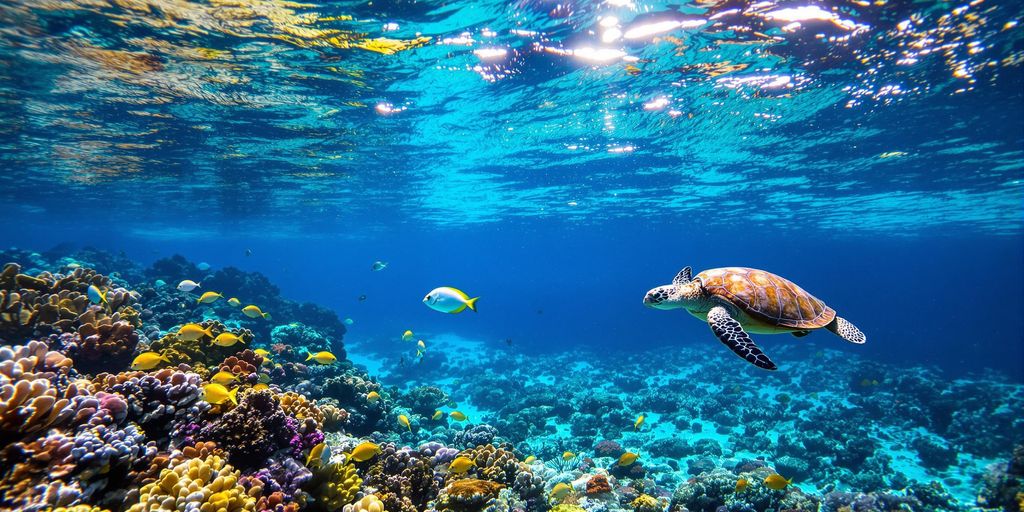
696, 267, 835, 329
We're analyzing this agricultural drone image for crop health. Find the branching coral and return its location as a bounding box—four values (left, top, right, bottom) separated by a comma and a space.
364, 444, 439, 512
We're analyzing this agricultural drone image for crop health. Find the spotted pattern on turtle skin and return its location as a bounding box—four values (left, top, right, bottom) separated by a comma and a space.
698, 267, 835, 329
707, 306, 777, 371
828, 316, 867, 344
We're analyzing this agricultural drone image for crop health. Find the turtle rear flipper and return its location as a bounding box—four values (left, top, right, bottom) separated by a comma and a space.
826, 316, 866, 344
707, 306, 778, 371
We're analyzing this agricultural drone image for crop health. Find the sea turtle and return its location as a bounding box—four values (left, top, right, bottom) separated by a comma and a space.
643, 266, 866, 370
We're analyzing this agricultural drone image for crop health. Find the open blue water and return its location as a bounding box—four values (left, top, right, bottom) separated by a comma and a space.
0, 0, 1022, 509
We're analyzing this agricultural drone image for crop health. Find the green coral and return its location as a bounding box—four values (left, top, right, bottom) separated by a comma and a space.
310, 462, 361, 511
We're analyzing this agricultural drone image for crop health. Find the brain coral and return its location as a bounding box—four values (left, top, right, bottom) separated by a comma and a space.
126, 454, 257, 512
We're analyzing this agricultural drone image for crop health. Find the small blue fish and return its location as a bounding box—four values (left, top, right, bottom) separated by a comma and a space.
197, 262, 211, 271
344, 318, 354, 326
87, 285, 107, 304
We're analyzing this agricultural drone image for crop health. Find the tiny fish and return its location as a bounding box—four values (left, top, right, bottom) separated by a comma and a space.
131, 352, 170, 371
524, 455, 537, 464
197, 262, 211, 271
562, 451, 576, 461
449, 410, 467, 421
254, 348, 271, 358
448, 456, 475, 474
252, 383, 270, 392
423, 286, 478, 314
344, 318, 354, 326
398, 414, 412, 432
177, 280, 201, 292
735, 478, 749, 493
402, 330, 414, 341
227, 297, 241, 306
432, 410, 443, 421
196, 291, 223, 304
367, 391, 380, 403
305, 351, 338, 365
634, 414, 645, 430
371, 261, 388, 271
618, 452, 638, 466
87, 285, 107, 304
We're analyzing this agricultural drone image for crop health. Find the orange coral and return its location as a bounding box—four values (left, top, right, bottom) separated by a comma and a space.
445, 478, 504, 498
585, 474, 612, 495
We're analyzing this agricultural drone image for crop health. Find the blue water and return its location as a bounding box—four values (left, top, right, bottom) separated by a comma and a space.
0, 0, 1023, 509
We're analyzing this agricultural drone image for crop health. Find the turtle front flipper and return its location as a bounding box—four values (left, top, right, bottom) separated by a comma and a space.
707, 306, 778, 371
826, 317, 866, 344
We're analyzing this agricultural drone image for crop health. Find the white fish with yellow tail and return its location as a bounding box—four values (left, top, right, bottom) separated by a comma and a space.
87, 285, 108, 304
423, 287, 479, 314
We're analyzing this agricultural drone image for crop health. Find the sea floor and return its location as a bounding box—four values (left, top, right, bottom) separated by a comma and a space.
351, 332, 1024, 506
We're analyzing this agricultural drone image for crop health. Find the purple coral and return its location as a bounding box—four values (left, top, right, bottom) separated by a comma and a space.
199, 390, 297, 469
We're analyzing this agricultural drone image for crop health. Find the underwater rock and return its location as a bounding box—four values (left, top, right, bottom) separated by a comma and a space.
913, 435, 959, 471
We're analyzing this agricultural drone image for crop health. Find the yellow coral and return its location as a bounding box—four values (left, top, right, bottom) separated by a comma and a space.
312, 462, 361, 509
343, 494, 385, 512
550, 505, 586, 512
52, 507, 112, 512
280, 391, 324, 428
127, 454, 256, 512
630, 494, 666, 512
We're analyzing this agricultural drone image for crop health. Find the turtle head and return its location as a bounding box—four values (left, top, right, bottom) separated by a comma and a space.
644, 266, 702, 310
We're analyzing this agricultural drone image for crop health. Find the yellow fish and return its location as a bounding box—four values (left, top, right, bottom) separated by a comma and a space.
618, 452, 638, 466
349, 442, 381, 462
131, 351, 170, 371
177, 323, 214, 341
252, 383, 270, 392
305, 351, 338, 365
212, 332, 245, 347
227, 297, 241, 306
203, 383, 238, 405
634, 414, 645, 430
763, 474, 792, 490
398, 414, 412, 432
211, 370, 238, 385
254, 348, 271, 357
562, 451, 575, 461
242, 305, 270, 319
448, 456, 475, 474
196, 291, 224, 304
449, 410, 467, 421
306, 442, 331, 467
87, 285, 108, 304
402, 330, 414, 341
550, 482, 573, 501
735, 478, 749, 493
367, 391, 381, 403
524, 455, 537, 464
432, 410, 443, 421
417, 340, 426, 351
257, 373, 271, 383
